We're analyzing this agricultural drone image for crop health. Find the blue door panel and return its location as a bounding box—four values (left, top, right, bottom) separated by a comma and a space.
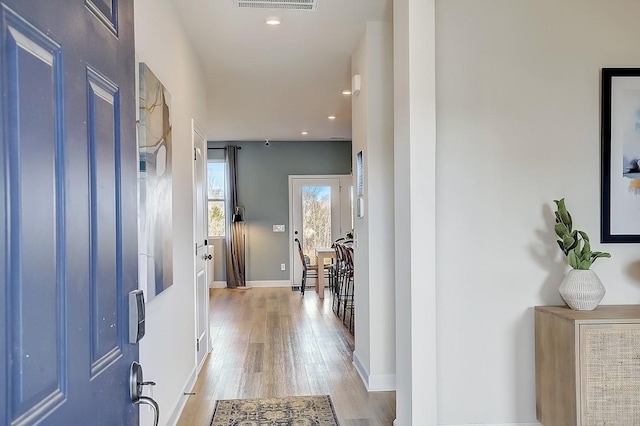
87, 69, 122, 377
85, 0, 118, 35
1, 0, 137, 424
2, 6, 67, 423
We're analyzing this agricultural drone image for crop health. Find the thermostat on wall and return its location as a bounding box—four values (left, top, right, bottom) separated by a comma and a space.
273, 225, 285, 232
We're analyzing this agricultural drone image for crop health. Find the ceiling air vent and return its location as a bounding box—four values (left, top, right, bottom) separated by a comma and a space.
235, 0, 318, 11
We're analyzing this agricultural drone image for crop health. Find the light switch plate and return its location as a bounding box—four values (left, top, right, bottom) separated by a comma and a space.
273, 225, 285, 232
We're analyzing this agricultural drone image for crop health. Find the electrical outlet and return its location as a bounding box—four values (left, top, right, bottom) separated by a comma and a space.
281, 263, 286, 271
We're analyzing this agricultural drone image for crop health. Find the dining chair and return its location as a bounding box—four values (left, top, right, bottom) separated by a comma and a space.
342, 245, 355, 333
332, 243, 352, 318
294, 238, 308, 296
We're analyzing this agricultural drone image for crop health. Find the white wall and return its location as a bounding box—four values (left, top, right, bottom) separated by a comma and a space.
351, 22, 396, 391
434, 0, 640, 424
135, 0, 207, 424
393, 0, 438, 424
351, 27, 371, 385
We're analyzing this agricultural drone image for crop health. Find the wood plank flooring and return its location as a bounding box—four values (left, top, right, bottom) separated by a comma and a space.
177, 287, 395, 425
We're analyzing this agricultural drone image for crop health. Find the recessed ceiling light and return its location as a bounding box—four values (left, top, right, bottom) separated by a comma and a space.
328, 115, 336, 120
265, 17, 281, 25
301, 131, 309, 135
341, 90, 352, 95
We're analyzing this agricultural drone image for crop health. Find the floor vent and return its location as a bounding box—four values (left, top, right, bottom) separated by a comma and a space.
235, 0, 318, 11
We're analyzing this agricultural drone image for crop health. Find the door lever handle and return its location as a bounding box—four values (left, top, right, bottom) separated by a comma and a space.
130, 362, 159, 426
137, 396, 159, 426
202, 254, 212, 260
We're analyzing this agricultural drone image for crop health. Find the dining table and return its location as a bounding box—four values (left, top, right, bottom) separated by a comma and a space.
314, 247, 336, 299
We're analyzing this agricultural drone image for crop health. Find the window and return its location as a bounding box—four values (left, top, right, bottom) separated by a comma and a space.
208, 159, 226, 238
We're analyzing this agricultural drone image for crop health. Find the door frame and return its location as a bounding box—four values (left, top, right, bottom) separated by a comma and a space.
287, 174, 352, 285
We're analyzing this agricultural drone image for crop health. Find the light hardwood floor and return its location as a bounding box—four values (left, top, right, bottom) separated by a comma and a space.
177, 287, 395, 425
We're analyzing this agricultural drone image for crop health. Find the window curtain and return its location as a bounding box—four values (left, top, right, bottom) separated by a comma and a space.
224, 146, 246, 288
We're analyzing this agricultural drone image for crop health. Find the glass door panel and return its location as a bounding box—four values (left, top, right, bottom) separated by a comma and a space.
302, 185, 332, 265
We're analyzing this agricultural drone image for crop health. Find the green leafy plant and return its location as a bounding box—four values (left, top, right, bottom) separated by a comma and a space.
553, 198, 611, 269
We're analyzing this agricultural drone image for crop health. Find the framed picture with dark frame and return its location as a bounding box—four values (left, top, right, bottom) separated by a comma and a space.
601, 68, 640, 243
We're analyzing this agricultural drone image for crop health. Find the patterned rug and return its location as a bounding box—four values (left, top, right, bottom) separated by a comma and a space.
210, 395, 340, 426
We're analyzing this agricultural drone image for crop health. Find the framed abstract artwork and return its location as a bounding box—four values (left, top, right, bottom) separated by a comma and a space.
601, 68, 640, 243
138, 63, 173, 298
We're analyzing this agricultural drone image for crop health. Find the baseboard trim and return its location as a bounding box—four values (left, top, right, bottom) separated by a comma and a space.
352, 351, 396, 392
392, 423, 540, 426
437, 423, 541, 426
352, 351, 369, 389
248, 280, 291, 288
369, 372, 395, 391
393, 423, 540, 426
211, 280, 292, 288
165, 366, 198, 426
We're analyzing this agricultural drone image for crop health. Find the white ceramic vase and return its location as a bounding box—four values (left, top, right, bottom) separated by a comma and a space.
559, 269, 605, 311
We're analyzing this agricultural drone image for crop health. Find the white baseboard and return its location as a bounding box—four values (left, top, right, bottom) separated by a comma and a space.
165, 366, 198, 426
369, 372, 395, 391
352, 351, 396, 392
393, 419, 543, 426
437, 423, 541, 426
211, 280, 292, 288
394, 423, 540, 426
352, 351, 368, 388
248, 280, 291, 288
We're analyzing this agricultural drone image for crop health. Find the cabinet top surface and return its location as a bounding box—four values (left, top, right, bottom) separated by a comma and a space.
535, 305, 640, 321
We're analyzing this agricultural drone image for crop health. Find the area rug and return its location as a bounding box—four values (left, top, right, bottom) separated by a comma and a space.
210, 395, 340, 426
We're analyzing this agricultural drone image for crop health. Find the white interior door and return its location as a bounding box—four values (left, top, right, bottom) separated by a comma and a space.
192, 120, 210, 369
289, 175, 352, 287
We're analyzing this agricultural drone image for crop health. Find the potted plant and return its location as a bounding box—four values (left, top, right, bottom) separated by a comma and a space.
553, 198, 611, 310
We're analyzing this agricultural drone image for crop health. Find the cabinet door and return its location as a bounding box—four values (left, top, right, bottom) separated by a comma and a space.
579, 323, 640, 425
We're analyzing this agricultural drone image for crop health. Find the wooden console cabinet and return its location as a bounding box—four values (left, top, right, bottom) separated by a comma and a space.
535, 305, 640, 426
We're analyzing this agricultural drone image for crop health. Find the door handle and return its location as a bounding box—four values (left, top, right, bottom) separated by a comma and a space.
130, 362, 159, 426
202, 254, 212, 260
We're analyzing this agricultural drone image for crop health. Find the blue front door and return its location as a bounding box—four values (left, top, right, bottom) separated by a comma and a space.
0, 0, 138, 424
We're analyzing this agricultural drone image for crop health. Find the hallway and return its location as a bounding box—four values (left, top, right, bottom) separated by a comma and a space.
177, 288, 395, 425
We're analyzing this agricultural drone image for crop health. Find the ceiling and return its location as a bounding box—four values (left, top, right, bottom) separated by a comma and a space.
169, 0, 392, 141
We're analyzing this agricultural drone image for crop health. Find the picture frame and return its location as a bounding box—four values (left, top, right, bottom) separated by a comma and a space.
356, 151, 364, 218
138, 63, 174, 298
601, 68, 640, 243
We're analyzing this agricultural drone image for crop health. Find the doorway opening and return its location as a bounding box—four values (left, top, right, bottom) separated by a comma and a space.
288, 175, 352, 289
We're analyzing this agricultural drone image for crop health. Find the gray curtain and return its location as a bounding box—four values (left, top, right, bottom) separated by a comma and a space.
225, 146, 246, 287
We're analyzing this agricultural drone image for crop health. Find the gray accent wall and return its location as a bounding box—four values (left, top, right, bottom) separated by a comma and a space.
208, 141, 352, 283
